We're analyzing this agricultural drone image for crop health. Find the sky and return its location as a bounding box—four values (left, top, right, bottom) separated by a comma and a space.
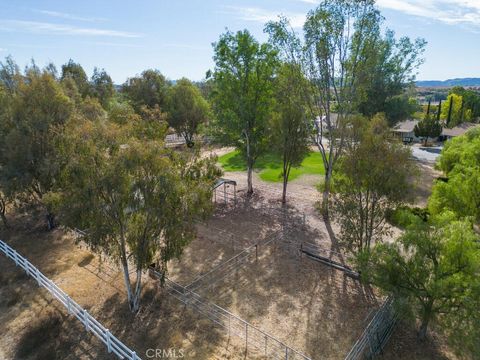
0, 0, 479, 84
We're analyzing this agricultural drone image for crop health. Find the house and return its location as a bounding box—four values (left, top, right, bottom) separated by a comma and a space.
392, 119, 420, 143
439, 122, 480, 140
392, 120, 480, 143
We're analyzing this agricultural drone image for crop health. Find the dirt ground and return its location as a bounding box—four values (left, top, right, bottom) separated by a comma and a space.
0, 147, 453, 360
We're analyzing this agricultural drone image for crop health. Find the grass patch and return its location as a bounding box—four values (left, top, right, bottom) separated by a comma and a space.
218, 150, 325, 182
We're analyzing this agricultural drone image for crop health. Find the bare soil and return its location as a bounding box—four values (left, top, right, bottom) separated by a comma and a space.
0, 150, 453, 360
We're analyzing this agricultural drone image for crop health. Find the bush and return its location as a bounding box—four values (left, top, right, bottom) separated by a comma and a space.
386, 206, 429, 228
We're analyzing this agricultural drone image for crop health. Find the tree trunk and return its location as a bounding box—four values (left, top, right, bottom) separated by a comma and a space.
418, 300, 433, 340
424, 136, 428, 146
0, 199, 8, 228
245, 131, 253, 195
322, 167, 332, 220
46, 212, 56, 230
0, 212, 8, 229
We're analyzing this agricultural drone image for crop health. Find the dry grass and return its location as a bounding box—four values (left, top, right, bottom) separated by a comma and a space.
0, 163, 455, 360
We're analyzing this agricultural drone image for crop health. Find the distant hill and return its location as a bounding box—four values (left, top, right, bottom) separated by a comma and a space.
416, 78, 480, 88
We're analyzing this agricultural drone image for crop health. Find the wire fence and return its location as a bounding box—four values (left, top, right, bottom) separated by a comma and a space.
160, 275, 311, 360
344, 296, 398, 360
185, 226, 292, 292
0, 239, 142, 360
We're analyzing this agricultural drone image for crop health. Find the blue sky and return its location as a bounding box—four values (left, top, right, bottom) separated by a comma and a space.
0, 0, 479, 84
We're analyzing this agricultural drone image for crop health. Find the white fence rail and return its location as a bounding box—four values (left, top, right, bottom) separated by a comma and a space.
0, 239, 142, 360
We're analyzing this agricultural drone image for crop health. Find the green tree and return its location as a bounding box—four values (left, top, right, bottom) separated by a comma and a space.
0, 68, 73, 229
271, 63, 310, 204
414, 115, 442, 146
167, 78, 210, 147
441, 93, 470, 126
90, 67, 114, 108
333, 115, 413, 254
61, 59, 90, 97
210, 30, 278, 194
429, 127, 480, 222
53, 119, 221, 312
122, 69, 169, 111
0, 56, 21, 93
361, 212, 480, 343
267, 1, 389, 219
355, 30, 426, 124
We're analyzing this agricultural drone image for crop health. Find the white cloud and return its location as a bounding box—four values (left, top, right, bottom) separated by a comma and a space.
296, 0, 480, 30
225, 6, 306, 28
36, 10, 107, 23
376, 0, 480, 29
0, 20, 142, 38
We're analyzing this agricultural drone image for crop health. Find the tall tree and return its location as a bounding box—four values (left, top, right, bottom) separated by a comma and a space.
90, 67, 114, 108
355, 30, 426, 124
360, 212, 480, 342
267, 1, 386, 218
271, 63, 310, 204
0, 68, 73, 229
210, 30, 278, 194
122, 69, 169, 111
53, 119, 221, 312
332, 115, 414, 254
167, 78, 210, 147
0, 56, 21, 93
61, 59, 90, 97
414, 114, 442, 146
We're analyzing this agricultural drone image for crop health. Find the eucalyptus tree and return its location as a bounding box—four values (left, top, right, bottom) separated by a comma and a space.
0, 67, 73, 229
53, 117, 221, 312
61, 59, 90, 97
122, 69, 169, 112
361, 212, 480, 344
210, 30, 278, 194
271, 63, 310, 204
90, 67, 114, 108
167, 78, 210, 147
266, 0, 425, 218
332, 115, 414, 254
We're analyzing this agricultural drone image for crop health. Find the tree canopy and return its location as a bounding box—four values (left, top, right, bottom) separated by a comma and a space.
361, 212, 480, 346
167, 78, 210, 147
333, 114, 414, 254
210, 29, 278, 194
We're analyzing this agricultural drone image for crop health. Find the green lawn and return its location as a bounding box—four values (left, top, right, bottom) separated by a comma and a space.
218, 150, 325, 182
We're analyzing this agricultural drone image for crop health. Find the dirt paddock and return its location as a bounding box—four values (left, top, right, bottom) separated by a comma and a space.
0, 182, 456, 360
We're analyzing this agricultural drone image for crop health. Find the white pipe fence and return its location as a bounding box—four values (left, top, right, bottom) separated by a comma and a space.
0, 239, 142, 360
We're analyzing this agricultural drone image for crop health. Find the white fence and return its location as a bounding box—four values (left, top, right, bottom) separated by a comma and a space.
0, 239, 142, 360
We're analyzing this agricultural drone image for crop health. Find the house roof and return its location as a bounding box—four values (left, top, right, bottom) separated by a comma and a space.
442, 123, 480, 137
393, 119, 418, 133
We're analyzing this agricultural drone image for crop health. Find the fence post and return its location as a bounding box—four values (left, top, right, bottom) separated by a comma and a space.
13, 250, 18, 266
131, 350, 137, 360
106, 330, 112, 353
245, 322, 248, 356
66, 296, 72, 314
265, 334, 267, 356
35, 267, 41, 286
83, 309, 89, 331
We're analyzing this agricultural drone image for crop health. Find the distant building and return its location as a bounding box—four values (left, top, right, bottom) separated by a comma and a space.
392, 120, 479, 143
392, 120, 420, 143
